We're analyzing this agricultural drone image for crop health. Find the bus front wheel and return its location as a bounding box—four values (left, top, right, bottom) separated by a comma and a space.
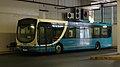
55, 44, 63, 54
95, 42, 101, 50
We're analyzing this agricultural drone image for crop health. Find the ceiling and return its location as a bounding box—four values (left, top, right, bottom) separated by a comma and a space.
91, 0, 116, 2
82, 0, 117, 10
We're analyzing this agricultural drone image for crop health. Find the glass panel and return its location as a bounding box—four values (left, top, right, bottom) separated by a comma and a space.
52, 23, 64, 39
94, 9, 101, 22
17, 19, 37, 43
101, 28, 108, 38
37, 22, 53, 45
89, 27, 93, 38
113, 6, 117, 23
104, 19, 112, 23
108, 27, 112, 37
69, 28, 76, 38
76, 29, 80, 38
46, 25, 52, 44
80, 27, 84, 38
39, 26, 45, 44
93, 27, 100, 38
84, 27, 90, 38
103, 7, 112, 23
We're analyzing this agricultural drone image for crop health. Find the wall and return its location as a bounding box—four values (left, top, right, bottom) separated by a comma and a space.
0, 0, 87, 51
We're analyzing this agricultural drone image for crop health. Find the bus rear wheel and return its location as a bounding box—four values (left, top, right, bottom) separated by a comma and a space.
55, 44, 63, 54
95, 42, 101, 50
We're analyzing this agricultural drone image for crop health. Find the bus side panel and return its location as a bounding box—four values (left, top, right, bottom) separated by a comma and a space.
60, 39, 79, 51
60, 37, 112, 51
100, 37, 112, 48
91, 37, 112, 49
60, 38, 95, 51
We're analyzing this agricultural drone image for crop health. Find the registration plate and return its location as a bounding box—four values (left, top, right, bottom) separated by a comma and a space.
23, 49, 28, 51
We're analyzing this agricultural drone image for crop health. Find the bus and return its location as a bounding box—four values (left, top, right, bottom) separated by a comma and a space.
16, 18, 112, 53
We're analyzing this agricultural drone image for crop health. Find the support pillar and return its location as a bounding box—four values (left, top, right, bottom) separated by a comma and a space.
117, 0, 120, 53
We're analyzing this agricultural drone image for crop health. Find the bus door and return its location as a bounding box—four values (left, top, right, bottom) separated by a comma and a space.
37, 22, 53, 51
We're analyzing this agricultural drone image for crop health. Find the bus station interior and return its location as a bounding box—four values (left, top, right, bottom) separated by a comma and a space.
0, 0, 120, 67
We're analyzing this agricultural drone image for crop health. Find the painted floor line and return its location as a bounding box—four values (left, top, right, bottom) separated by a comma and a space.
90, 52, 120, 60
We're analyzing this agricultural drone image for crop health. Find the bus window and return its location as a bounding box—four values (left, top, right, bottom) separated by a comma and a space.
76, 26, 92, 38
68, 30, 73, 37
93, 27, 100, 38
101, 26, 112, 38
89, 27, 93, 38
76, 28, 80, 38
68, 28, 76, 38
52, 23, 64, 39
79, 27, 91, 38
80, 27, 84, 38
84, 27, 91, 38
108, 27, 112, 37
101, 28, 108, 38
64, 26, 76, 38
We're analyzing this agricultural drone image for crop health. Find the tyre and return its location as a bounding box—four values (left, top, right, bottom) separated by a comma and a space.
95, 42, 101, 50
55, 44, 63, 54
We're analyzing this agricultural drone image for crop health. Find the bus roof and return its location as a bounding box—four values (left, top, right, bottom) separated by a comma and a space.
68, 19, 112, 26
91, 23, 112, 26
38, 19, 68, 23
68, 21, 112, 27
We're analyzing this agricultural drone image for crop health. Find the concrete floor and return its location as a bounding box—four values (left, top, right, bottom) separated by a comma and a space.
0, 48, 118, 67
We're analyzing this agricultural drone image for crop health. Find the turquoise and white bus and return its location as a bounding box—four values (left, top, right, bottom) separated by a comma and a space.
16, 18, 112, 53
